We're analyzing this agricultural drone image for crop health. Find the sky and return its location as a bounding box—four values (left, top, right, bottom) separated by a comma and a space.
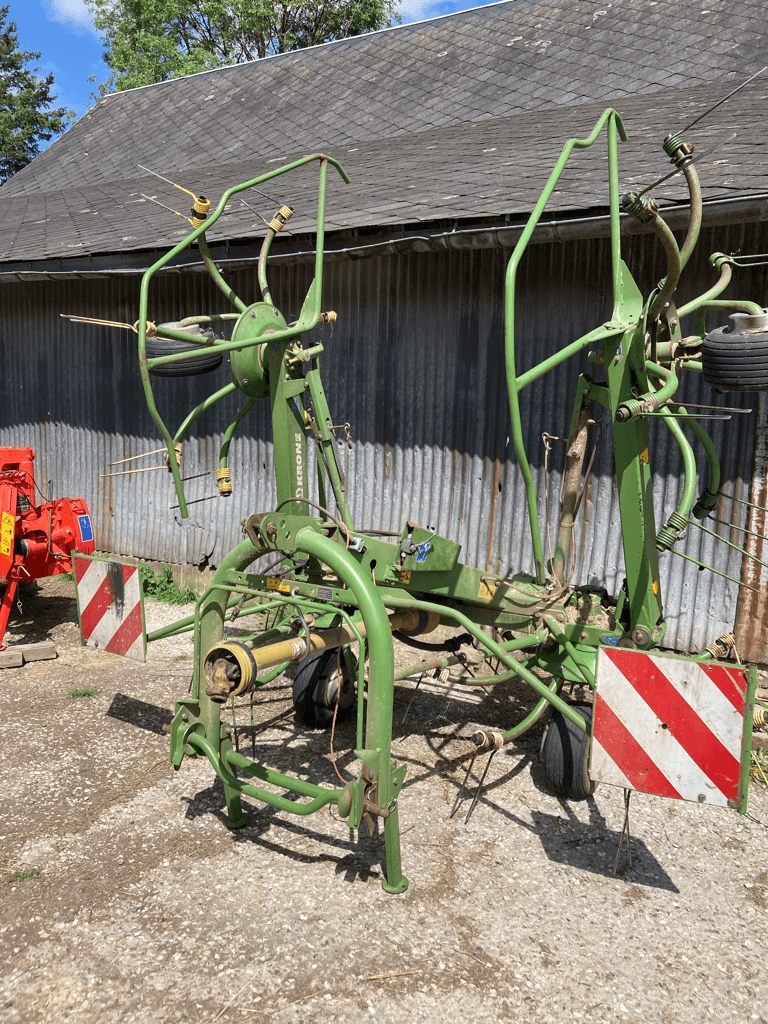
8, 0, 481, 125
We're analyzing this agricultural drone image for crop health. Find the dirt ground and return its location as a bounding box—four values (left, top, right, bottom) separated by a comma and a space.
0, 575, 767, 1024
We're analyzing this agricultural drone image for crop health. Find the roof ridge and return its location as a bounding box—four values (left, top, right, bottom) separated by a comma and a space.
96, 0, 519, 101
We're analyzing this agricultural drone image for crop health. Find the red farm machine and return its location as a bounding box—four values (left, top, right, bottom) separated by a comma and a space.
0, 447, 94, 662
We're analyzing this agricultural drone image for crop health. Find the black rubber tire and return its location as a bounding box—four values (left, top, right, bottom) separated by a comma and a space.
541, 703, 596, 799
292, 648, 356, 728
702, 328, 768, 392
146, 334, 223, 377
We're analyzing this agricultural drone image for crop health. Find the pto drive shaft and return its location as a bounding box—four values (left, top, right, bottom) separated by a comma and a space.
204, 607, 438, 701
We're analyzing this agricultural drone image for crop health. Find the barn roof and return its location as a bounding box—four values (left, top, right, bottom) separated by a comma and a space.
2, 0, 766, 199
1, 75, 767, 275
1, 0, 767, 276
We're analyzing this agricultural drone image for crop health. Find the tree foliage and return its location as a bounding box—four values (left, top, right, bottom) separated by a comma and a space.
87, 0, 401, 93
0, 5, 73, 182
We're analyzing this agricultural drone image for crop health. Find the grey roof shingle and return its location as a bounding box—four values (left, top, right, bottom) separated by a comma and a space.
2, 78, 767, 266
2, 0, 766, 199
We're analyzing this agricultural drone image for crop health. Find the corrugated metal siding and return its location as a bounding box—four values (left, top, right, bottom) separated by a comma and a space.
1, 222, 765, 651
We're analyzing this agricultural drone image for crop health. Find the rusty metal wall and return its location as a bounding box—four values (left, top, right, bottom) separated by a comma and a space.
1, 221, 766, 652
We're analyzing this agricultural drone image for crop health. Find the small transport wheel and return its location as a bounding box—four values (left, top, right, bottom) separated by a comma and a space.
702, 310, 768, 392
540, 702, 596, 799
147, 322, 224, 377
292, 648, 356, 728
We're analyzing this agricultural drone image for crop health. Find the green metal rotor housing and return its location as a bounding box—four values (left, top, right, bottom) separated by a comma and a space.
230, 302, 288, 399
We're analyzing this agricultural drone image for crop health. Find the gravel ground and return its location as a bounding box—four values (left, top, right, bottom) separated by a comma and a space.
0, 576, 767, 1024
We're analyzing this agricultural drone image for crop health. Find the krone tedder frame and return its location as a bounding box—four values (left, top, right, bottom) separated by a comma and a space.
107, 113, 763, 892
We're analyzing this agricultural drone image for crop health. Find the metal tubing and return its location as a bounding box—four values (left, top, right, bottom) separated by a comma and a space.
541, 616, 596, 688
224, 748, 342, 803
174, 382, 240, 443
504, 109, 626, 582
384, 593, 589, 733
188, 733, 341, 814
292, 527, 407, 892
658, 410, 697, 520
393, 654, 471, 681
678, 162, 702, 275
219, 398, 259, 469
136, 155, 349, 516
501, 675, 561, 742
648, 215, 682, 319
198, 234, 248, 312
680, 258, 733, 326
673, 407, 721, 501
515, 324, 624, 391
258, 228, 277, 304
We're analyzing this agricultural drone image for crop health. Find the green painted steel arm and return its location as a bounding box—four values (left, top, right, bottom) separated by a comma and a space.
136, 154, 349, 517
174, 382, 240, 443
504, 109, 627, 582
382, 592, 589, 733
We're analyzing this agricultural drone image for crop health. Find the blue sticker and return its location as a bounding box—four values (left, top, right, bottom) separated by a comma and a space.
77, 514, 93, 543
602, 635, 619, 646
415, 541, 431, 563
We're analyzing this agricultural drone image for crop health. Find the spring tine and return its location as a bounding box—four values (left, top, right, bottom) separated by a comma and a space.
688, 519, 768, 570
676, 402, 751, 414
138, 163, 178, 188
701, 515, 768, 543
140, 193, 189, 223
635, 132, 737, 198
464, 750, 496, 825
728, 253, 768, 268
450, 748, 479, 819
718, 490, 768, 515
401, 672, 425, 727
169, 494, 218, 510
180, 470, 216, 482
612, 789, 632, 876
644, 412, 731, 420
678, 67, 767, 134
110, 448, 168, 466
666, 547, 761, 592
101, 465, 165, 478
61, 313, 134, 330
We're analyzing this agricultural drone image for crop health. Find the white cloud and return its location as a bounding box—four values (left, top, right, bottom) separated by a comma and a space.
397, 1, 498, 26
40, 0, 100, 38
398, 0, 448, 21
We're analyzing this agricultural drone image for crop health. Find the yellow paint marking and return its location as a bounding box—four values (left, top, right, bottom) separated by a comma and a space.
0, 512, 13, 558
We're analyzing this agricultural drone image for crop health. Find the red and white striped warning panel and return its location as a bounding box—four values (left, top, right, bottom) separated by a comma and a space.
74, 555, 146, 662
590, 647, 753, 811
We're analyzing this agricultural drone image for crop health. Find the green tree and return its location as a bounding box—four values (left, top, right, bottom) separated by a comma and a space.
87, 0, 401, 93
0, 5, 73, 182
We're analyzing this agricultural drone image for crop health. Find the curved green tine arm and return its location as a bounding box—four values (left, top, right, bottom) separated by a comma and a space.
137, 153, 349, 518
670, 255, 764, 335
174, 382, 241, 444
677, 161, 703, 276
671, 407, 722, 519
197, 233, 248, 313
504, 109, 627, 582
214, 397, 260, 498
258, 226, 278, 305
647, 214, 682, 320
383, 593, 589, 732
220, 397, 259, 469
656, 408, 697, 548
